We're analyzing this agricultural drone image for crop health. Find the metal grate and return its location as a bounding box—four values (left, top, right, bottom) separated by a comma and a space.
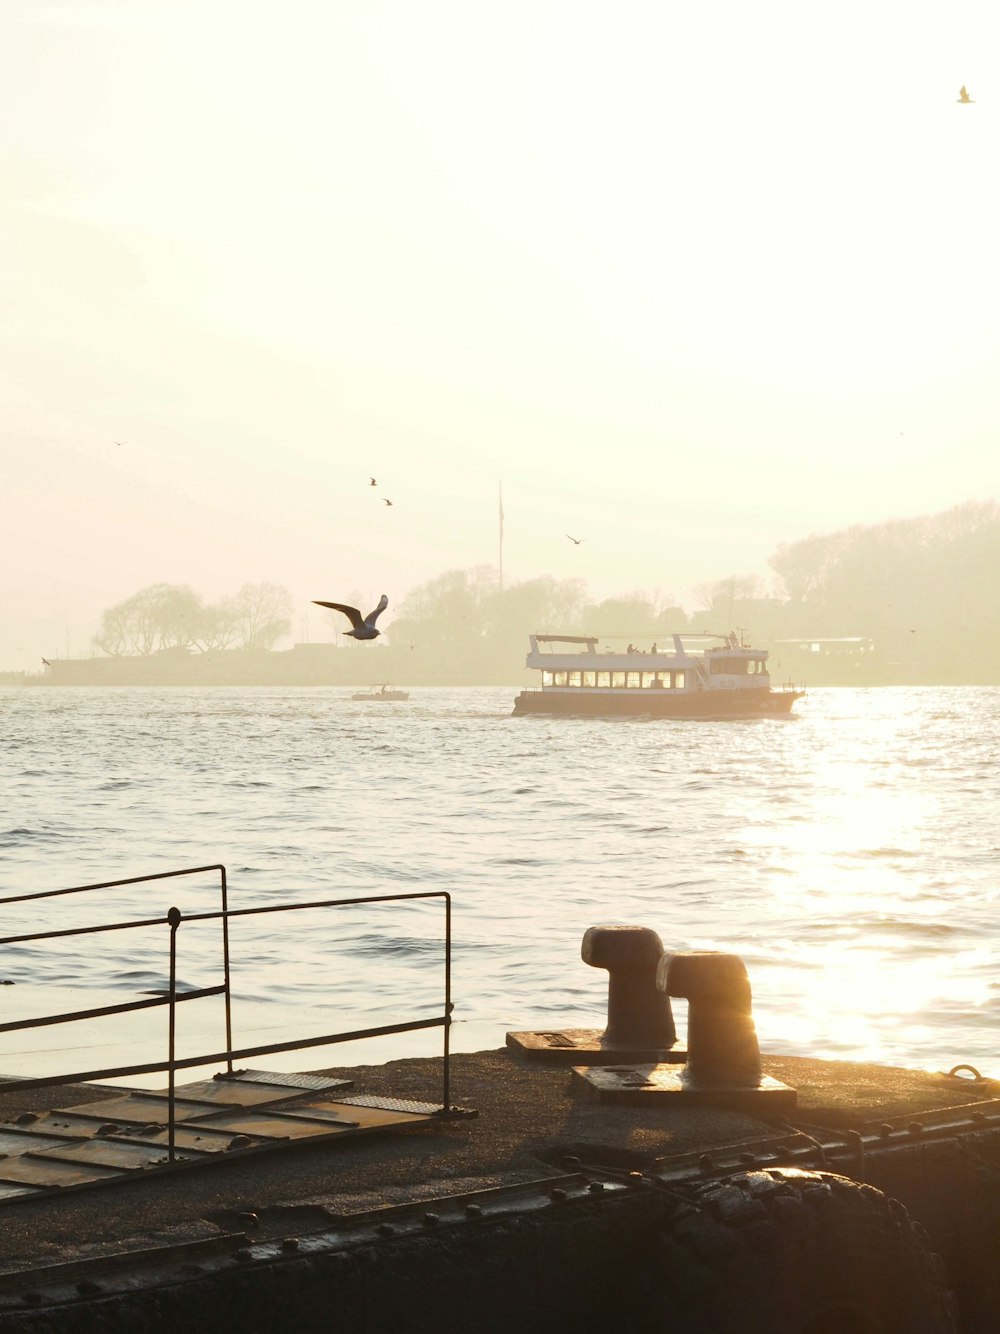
219, 1070, 353, 1092
340, 1095, 444, 1115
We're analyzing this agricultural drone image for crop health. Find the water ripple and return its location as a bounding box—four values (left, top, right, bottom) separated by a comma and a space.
0, 684, 997, 1077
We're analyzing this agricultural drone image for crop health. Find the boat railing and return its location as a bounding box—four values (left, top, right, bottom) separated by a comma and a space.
0, 866, 453, 1160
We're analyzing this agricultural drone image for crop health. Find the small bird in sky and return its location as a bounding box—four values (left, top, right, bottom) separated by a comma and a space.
113, 440, 125, 447
566, 534, 585, 545
369, 477, 377, 486
957, 85, 974, 103
41, 657, 51, 667
384, 498, 393, 506
312, 594, 389, 640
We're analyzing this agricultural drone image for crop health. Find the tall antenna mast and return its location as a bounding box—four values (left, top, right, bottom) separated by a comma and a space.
498, 482, 504, 592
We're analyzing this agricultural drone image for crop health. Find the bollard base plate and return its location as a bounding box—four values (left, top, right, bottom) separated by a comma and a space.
572, 1063, 797, 1112
506, 1030, 686, 1066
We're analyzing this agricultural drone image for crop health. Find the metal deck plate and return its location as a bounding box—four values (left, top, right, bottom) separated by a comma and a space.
180, 1110, 364, 1140
0, 1180, 47, 1200
0, 1129, 79, 1155
53, 1070, 353, 1125
339, 1095, 443, 1115
573, 1063, 797, 1112
0, 1155, 125, 1188
29, 1138, 207, 1169
98, 1122, 274, 1154
506, 1029, 686, 1065
187, 1101, 430, 1138
262, 1105, 362, 1126
16, 1112, 149, 1139
0, 1071, 461, 1205
216, 1070, 354, 1093
55, 1094, 227, 1124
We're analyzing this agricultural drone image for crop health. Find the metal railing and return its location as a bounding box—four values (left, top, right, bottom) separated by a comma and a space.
0, 867, 453, 1160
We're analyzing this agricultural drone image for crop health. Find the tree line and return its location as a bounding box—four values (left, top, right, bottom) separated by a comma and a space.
93, 582, 292, 656
765, 498, 1000, 678
92, 499, 1000, 681
385, 499, 1000, 680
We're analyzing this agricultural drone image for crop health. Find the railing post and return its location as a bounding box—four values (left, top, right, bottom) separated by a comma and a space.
219, 868, 233, 1073
443, 893, 452, 1113
167, 906, 182, 1162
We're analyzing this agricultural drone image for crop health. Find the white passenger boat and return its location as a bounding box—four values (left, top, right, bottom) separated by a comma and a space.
512, 633, 802, 719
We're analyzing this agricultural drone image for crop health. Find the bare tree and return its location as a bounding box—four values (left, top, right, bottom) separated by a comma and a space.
232, 582, 292, 650
196, 597, 241, 651
92, 601, 131, 656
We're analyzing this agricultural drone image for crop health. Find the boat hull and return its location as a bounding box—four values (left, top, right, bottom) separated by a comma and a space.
512, 687, 801, 719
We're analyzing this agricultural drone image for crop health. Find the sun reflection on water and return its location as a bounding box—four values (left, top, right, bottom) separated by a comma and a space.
742, 694, 996, 1071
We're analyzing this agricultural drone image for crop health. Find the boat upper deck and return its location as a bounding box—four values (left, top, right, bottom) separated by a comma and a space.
525, 633, 773, 688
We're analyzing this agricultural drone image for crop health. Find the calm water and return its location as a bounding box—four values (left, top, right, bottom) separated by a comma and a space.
2, 686, 998, 1079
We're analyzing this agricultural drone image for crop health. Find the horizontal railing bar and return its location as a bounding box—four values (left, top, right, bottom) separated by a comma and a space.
181, 889, 450, 926
180, 1015, 448, 1070
0, 915, 171, 947
0, 865, 226, 908
0, 1015, 446, 1093
0, 985, 226, 1035
0, 889, 448, 947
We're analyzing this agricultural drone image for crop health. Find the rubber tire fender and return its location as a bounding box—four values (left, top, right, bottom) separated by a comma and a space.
634, 1167, 957, 1334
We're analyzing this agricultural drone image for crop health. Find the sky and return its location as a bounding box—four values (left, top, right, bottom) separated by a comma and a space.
2, 0, 998, 670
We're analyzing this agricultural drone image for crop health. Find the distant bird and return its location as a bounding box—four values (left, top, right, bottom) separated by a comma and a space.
41, 657, 51, 667
384, 498, 393, 506
566, 534, 585, 545
312, 594, 388, 640
113, 440, 125, 447
369, 477, 377, 486
958, 85, 974, 103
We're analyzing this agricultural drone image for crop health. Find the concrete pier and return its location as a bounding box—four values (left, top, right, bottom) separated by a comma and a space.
0, 1048, 996, 1331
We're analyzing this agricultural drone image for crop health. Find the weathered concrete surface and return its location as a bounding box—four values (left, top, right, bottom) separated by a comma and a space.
0, 1049, 996, 1332
0, 1049, 994, 1271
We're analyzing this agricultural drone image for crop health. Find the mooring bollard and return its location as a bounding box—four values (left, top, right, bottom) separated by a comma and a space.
659, 951, 762, 1088
581, 925, 676, 1049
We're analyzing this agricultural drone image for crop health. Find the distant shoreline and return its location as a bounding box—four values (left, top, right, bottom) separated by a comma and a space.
3, 639, 998, 691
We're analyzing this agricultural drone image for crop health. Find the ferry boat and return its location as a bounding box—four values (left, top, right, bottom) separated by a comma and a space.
351, 683, 410, 701
512, 632, 802, 719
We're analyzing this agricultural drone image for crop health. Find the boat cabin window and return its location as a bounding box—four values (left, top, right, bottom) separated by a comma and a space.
582, 671, 596, 687
554, 671, 568, 686
625, 672, 640, 688
542, 670, 553, 686
673, 671, 685, 689
568, 671, 581, 687
710, 656, 748, 675
611, 672, 625, 688
597, 671, 610, 687
641, 672, 657, 688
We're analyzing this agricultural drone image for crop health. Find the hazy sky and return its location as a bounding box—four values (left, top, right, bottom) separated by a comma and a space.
2, 0, 997, 670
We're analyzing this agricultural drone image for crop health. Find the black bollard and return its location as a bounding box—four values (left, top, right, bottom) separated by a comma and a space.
581, 925, 676, 1049
660, 950, 762, 1088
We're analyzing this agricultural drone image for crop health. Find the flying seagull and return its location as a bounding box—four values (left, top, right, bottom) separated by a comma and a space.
384, 498, 393, 506
958, 85, 974, 103
369, 477, 377, 486
312, 594, 388, 640
566, 534, 585, 545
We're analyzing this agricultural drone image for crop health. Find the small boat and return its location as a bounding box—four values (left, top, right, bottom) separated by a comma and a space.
513, 632, 802, 719
351, 684, 410, 702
